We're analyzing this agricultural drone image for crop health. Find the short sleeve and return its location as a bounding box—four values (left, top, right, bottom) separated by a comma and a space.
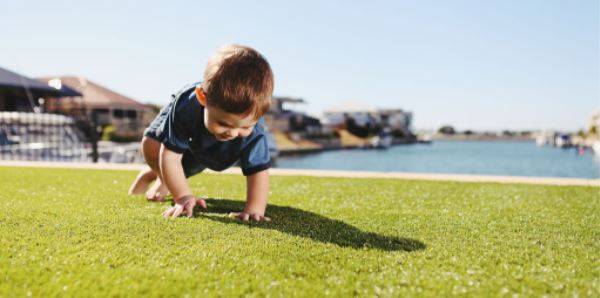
240, 135, 271, 176
157, 91, 200, 154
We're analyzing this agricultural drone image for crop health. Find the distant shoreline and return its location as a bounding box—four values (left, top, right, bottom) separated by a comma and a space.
1, 161, 597, 187
431, 135, 533, 142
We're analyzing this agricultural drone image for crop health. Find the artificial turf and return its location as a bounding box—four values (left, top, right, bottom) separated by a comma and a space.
0, 166, 598, 296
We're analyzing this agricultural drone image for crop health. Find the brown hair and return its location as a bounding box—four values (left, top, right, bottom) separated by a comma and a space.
202, 44, 274, 119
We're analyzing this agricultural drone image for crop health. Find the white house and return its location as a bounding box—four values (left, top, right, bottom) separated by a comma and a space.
323, 102, 413, 136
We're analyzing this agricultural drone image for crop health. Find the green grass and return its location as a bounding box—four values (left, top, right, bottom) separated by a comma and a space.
0, 167, 598, 297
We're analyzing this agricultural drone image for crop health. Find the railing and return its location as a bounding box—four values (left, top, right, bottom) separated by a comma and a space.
0, 112, 90, 162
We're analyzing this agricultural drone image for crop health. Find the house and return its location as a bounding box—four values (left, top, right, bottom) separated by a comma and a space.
265, 97, 322, 134
38, 76, 155, 140
377, 108, 413, 137
323, 102, 414, 138
323, 102, 378, 128
263, 97, 324, 154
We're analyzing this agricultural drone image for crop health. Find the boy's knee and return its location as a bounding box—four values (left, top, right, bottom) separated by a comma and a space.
141, 136, 161, 164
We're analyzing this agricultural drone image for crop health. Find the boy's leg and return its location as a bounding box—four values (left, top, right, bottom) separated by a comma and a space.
130, 99, 176, 200
140, 136, 171, 201
128, 166, 156, 195
146, 179, 169, 201
146, 150, 204, 201
128, 136, 167, 199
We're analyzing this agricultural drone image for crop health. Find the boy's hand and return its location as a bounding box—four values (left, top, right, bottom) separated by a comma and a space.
162, 195, 207, 218
228, 211, 271, 222
237, 170, 270, 222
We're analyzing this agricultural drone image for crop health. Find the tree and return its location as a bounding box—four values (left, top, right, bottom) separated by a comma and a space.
438, 125, 456, 135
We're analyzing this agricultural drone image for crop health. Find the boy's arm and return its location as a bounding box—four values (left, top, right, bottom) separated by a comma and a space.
159, 144, 192, 201
159, 144, 207, 218
230, 169, 270, 222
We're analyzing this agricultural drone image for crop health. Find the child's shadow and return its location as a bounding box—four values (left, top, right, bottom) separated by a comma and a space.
197, 198, 426, 252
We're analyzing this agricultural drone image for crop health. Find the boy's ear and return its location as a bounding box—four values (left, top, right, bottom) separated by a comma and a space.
195, 87, 207, 106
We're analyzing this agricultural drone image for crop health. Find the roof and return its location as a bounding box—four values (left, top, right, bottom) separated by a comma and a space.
273, 96, 305, 104
38, 76, 148, 110
0, 66, 81, 97
324, 102, 411, 115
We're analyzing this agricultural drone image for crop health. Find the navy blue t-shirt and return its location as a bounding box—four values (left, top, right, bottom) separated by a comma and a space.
144, 83, 271, 176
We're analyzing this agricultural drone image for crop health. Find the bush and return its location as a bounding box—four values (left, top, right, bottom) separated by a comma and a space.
101, 125, 141, 143
101, 125, 115, 141
438, 125, 456, 135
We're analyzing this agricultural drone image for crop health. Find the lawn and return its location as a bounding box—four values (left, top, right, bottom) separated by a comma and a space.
0, 166, 598, 297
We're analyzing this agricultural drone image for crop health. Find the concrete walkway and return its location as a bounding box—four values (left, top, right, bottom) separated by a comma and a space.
0, 161, 598, 187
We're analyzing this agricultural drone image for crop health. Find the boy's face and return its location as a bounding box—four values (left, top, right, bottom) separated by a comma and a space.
203, 106, 257, 142
196, 87, 258, 142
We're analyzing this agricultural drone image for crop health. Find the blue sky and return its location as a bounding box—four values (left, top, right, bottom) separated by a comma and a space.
2, 0, 598, 131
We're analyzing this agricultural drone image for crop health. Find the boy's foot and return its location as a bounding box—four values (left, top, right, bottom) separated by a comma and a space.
146, 178, 170, 202
128, 167, 157, 195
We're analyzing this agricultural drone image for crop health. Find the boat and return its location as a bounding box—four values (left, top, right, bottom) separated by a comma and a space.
417, 133, 432, 144
592, 141, 600, 156
535, 131, 555, 147
369, 129, 392, 149
555, 134, 572, 149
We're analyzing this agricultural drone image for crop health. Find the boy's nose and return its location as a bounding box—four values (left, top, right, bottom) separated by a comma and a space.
226, 129, 239, 138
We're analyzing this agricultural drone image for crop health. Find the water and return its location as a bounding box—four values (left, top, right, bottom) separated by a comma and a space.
274, 140, 600, 179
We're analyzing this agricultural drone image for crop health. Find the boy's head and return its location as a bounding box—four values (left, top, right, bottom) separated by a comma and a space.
195, 44, 274, 141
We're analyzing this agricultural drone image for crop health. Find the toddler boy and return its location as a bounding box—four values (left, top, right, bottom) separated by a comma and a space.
128, 45, 274, 222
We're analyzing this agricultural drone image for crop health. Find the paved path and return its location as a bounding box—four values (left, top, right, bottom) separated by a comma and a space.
0, 161, 598, 187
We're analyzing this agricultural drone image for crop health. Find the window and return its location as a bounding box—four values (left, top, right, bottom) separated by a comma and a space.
126, 110, 137, 119
113, 109, 124, 118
